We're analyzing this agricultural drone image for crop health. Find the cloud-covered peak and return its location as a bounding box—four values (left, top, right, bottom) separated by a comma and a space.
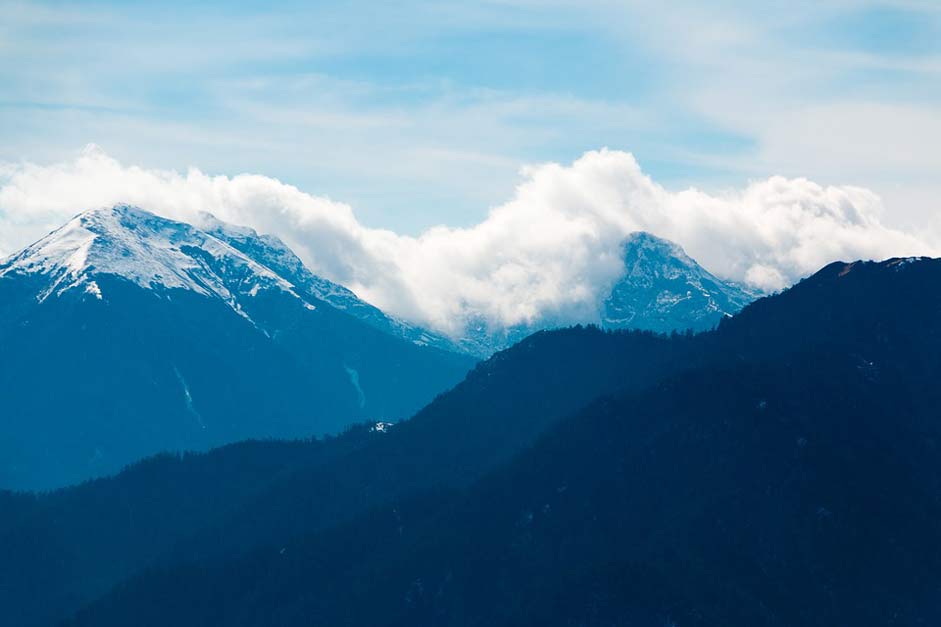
0, 146, 933, 336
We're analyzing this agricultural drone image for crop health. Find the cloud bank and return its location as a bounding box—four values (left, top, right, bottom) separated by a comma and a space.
0, 145, 933, 335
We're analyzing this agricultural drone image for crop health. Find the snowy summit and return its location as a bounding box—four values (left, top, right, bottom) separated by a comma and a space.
0, 205, 309, 315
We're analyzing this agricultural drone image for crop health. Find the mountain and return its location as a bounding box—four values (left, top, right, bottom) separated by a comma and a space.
602, 231, 755, 333
450, 312, 536, 357
457, 232, 756, 355
6, 255, 941, 627
0, 205, 475, 490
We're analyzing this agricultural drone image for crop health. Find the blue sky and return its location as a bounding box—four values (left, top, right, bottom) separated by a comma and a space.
1, 0, 939, 235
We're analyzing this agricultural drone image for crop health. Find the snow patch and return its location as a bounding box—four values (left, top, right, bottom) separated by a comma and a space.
344, 365, 366, 409
173, 366, 206, 430
84, 281, 102, 300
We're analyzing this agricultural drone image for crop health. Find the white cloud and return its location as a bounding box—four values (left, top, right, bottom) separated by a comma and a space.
0, 145, 933, 335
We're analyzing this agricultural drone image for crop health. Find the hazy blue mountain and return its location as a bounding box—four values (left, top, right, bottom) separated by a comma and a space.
451, 312, 535, 357
0, 205, 474, 490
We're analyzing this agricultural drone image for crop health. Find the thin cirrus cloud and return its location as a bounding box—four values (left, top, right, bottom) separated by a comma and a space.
0, 145, 933, 336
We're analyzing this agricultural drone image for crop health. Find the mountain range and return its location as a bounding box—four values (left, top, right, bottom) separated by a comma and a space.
0, 205, 753, 489
2, 254, 939, 626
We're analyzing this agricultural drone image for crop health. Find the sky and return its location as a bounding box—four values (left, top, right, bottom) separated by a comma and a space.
1, 0, 940, 333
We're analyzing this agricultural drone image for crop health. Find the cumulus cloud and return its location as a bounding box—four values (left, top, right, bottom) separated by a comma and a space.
0, 145, 933, 335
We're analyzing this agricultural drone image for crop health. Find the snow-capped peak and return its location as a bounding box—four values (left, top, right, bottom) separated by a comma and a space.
601, 231, 755, 333
0, 205, 311, 315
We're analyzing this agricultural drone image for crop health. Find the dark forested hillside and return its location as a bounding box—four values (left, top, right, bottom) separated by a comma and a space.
2, 326, 691, 627
71, 350, 941, 626
0, 490, 39, 535
0, 431, 385, 627
7, 257, 941, 627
